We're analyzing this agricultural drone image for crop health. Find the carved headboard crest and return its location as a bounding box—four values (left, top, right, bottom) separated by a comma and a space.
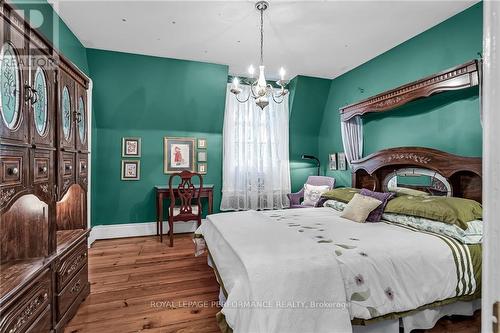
350, 147, 482, 202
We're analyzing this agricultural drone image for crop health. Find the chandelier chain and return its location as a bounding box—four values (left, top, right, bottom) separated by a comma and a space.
260, 6, 264, 65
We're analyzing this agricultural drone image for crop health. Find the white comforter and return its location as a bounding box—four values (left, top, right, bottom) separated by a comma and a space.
196, 207, 478, 333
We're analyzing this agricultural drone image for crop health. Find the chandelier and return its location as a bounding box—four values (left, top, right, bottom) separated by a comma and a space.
230, 1, 289, 110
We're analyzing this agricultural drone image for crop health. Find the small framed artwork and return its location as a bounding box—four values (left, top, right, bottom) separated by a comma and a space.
198, 151, 207, 162
197, 138, 207, 149
164, 137, 195, 173
338, 152, 347, 171
198, 163, 207, 174
121, 160, 140, 180
329, 153, 337, 171
122, 137, 141, 157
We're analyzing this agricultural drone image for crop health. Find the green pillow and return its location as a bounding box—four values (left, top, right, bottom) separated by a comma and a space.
321, 187, 360, 203
389, 187, 429, 197
384, 195, 482, 230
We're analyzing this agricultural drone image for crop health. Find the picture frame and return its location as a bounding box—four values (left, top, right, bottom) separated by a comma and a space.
197, 138, 207, 149
198, 163, 207, 174
121, 160, 140, 180
197, 151, 207, 162
338, 152, 347, 171
329, 153, 337, 171
122, 137, 141, 157
164, 137, 196, 173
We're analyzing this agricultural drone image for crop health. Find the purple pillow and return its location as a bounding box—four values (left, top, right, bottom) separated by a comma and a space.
360, 189, 395, 222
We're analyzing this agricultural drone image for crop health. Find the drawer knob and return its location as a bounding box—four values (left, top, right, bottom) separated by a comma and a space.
81, 164, 86, 170
65, 165, 72, 171
39, 166, 47, 173
8, 167, 19, 176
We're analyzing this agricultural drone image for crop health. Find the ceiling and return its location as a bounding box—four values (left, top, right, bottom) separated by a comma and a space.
50, 0, 478, 80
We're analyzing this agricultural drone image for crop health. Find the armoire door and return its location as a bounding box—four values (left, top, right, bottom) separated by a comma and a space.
29, 43, 55, 149
75, 83, 87, 152
58, 70, 75, 151
0, 10, 29, 145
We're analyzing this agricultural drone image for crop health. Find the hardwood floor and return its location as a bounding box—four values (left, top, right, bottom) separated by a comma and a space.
66, 234, 480, 333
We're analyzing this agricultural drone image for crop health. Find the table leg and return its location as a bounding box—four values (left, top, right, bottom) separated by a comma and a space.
159, 192, 163, 243
208, 191, 213, 215
156, 191, 160, 236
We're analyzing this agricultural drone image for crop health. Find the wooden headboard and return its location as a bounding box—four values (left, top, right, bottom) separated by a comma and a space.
350, 147, 482, 202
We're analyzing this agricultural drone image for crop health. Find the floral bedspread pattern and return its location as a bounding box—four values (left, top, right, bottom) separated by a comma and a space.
259, 208, 480, 320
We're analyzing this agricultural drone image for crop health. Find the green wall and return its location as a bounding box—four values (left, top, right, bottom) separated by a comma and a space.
288, 76, 331, 191
10, 0, 89, 74
88, 49, 228, 226
319, 2, 483, 187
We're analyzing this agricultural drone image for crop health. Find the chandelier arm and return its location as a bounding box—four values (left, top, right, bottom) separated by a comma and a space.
250, 81, 259, 98
235, 91, 251, 103
271, 93, 285, 104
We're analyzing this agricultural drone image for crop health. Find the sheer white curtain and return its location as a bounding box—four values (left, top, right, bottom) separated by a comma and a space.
341, 116, 363, 164
221, 84, 291, 211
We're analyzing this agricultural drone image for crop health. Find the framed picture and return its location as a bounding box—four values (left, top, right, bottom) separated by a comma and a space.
329, 153, 337, 171
197, 138, 207, 149
121, 160, 140, 180
338, 152, 347, 171
197, 151, 207, 162
122, 137, 141, 157
198, 163, 207, 174
164, 137, 195, 173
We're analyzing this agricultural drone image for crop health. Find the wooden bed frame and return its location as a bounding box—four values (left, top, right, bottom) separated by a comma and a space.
350, 147, 482, 202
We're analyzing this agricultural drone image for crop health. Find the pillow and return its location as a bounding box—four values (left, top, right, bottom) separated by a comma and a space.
323, 199, 347, 212
302, 184, 330, 206
382, 213, 483, 244
341, 193, 382, 223
360, 189, 395, 222
389, 187, 429, 197
321, 187, 360, 203
384, 196, 482, 230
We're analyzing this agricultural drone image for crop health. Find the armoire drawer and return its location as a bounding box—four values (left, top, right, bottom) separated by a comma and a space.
25, 305, 51, 333
0, 146, 27, 188
0, 269, 51, 333
57, 264, 88, 319
56, 241, 88, 291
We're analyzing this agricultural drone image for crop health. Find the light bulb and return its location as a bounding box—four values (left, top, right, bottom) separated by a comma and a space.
232, 77, 239, 88
279, 67, 286, 80
248, 65, 255, 77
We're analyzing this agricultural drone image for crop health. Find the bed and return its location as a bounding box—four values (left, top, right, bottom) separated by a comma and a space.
195, 147, 482, 333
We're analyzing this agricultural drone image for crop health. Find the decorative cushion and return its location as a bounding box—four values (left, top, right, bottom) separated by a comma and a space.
321, 187, 360, 203
340, 193, 382, 223
302, 184, 330, 207
360, 189, 395, 222
384, 196, 482, 230
323, 199, 347, 212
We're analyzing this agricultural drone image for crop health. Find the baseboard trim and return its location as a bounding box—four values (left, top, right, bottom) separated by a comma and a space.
88, 220, 202, 246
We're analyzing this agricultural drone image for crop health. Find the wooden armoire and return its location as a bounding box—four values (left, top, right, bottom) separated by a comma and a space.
0, 2, 90, 332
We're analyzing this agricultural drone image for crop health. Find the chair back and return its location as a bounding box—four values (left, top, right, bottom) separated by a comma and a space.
306, 176, 335, 189
168, 170, 203, 220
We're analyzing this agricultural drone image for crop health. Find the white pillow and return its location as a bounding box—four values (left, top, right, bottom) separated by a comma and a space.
302, 184, 330, 206
340, 193, 382, 223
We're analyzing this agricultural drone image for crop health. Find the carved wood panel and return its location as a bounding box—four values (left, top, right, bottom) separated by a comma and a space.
339, 60, 480, 121
0, 194, 49, 261
56, 184, 86, 231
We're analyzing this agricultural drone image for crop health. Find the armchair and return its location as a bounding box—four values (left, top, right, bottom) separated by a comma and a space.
287, 176, 335, 208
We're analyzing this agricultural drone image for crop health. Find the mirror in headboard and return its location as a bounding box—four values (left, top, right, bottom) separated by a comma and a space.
383, 167, 451, 196
350, 147, 482, 202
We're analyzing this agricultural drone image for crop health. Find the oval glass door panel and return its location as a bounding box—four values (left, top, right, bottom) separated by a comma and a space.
62, 86, 71, 140
0, 42, 21, 130
33, 67, 48, 135
78, 96, 85, 143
